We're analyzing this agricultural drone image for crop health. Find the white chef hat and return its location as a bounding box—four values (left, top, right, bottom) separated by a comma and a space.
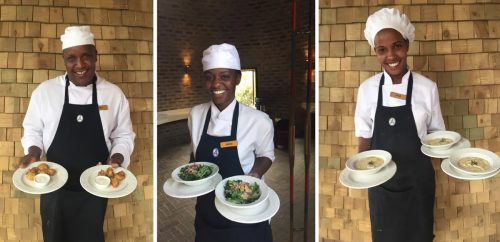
364, 8, 415, 48
202, 43, 241, 71
60, 26, 95, 50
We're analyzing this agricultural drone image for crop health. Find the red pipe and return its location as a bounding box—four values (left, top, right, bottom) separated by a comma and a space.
303, 0, 314, 240
289, 0, 297, 242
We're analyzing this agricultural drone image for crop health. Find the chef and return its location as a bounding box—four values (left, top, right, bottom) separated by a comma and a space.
19, 26, 135, 242
354, 8, 445, 242
188, 43, 275, 242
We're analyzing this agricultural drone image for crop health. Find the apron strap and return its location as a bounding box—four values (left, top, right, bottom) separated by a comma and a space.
406, 73, 414, 105
64, 75, 98, 105
202, 107, 212, 135
377, 72, 415, 107
230, 102, 239, 139
201, 102, 239, 138
376, 74, 385, 107
92, 76, 98, 105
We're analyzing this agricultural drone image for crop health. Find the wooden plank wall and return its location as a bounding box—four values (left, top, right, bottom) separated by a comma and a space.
0, 1, 153, 241
319, 1, 500, 241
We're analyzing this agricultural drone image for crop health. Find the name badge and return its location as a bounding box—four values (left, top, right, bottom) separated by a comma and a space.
220, 140, 238, 148
390, 92, 406, 100
99, 105, 108, 110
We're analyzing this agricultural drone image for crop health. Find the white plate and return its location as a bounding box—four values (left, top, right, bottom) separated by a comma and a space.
13, 161, 68, 194
339, 161, 397, 189
164, 173, 222, 198
441, 158, 500, 180
172, 162, 220, 186
214, 175, 269, 210
421, 138, 471, 158
215, 188, 280, 224
80, 165, 137, 198
449, 148, 500, 175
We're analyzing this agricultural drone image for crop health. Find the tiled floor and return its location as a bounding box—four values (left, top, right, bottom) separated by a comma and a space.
157, 139, 315, 242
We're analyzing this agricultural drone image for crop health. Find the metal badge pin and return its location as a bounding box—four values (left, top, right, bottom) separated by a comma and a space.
76, 114, 84, 123
388, 117, 396, 126
212, 148, 219, 157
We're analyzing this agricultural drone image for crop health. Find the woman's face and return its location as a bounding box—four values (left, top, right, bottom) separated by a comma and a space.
374, 28, 409, 82
204, 68, 240, 111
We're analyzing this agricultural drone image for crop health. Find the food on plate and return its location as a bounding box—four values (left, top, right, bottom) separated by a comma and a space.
426, 138, 453, 146
25, 163, 56, 181
178, 163, 213, 181
97, 167, 126, 188
224, 180, 261, 204
457, 157, 490, 172
355, 156, 384, 170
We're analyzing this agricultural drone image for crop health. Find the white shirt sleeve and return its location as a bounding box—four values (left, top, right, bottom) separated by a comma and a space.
21, 87, 45, 155
108, 89, 135, 168
254, 117, 275, 161
354, 80, 375, 139
427, 82, 446, 133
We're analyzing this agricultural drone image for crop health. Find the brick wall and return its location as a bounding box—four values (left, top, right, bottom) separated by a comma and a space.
157, 121, 191, 148
157, 0, 313, 149
319, 1, 500, 242
0, 1, 153, 241
157, 0, 312, 119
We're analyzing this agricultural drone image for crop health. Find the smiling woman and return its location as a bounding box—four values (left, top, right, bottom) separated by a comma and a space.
355, 8, 445, 242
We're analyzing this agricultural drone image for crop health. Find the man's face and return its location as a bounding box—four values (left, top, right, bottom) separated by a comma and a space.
374, 28, 409, 81
63, 45, 97, 86
204, 68, 240, 111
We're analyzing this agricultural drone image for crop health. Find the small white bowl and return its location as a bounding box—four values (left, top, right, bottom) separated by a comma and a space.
33, 173, 50, 188
449, 148, 500, 176
421, 131, 461, 151
214, 175, 269, 215
345, 150, 392, 175
94, 176, 111, 190
172, 162, 219, 186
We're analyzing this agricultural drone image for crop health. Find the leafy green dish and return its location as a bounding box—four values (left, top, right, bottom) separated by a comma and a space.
224, 180, 261, 204
178, 164, 213, 181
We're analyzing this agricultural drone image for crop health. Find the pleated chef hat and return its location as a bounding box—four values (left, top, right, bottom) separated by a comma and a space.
202, 43, 241, 71
364, 8, 415, 48
60, 26, 95, 50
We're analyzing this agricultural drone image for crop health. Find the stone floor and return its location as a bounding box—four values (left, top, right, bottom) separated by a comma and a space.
157, 139, 315, 242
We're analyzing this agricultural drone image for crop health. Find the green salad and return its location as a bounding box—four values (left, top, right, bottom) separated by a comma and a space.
224, 180, 261, 204
178, 163, 213, 181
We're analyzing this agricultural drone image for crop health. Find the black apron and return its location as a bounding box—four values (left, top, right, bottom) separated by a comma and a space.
194, 102, 273, 242
41, 76, 109, 242
368, 73, 435, 242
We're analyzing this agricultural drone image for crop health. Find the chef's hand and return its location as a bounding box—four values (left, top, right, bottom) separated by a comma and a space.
107, 153, 124, 168
18, 146, 42, 168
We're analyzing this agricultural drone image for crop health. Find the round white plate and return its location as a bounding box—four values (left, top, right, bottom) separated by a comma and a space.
421, 138, 471, 158
80, 165, 137, 198
441, 158, 500, 180
164, 173, 222, 198
13, 161, 68, 194
215, 188, 280, 224
339, 161, 397, 189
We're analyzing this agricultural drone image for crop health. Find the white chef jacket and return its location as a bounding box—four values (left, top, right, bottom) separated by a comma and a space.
21, 74, 135, 168
188, 99, 275, 174
355, 70, 445, 140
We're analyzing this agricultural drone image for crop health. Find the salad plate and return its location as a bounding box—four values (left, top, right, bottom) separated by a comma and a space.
13, 161, 68, 194
164, 173, 222, 198
172, 162, 219, 186
215, 188, 280, 224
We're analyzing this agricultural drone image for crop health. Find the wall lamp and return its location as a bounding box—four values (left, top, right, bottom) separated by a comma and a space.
185, 65, 191, 74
